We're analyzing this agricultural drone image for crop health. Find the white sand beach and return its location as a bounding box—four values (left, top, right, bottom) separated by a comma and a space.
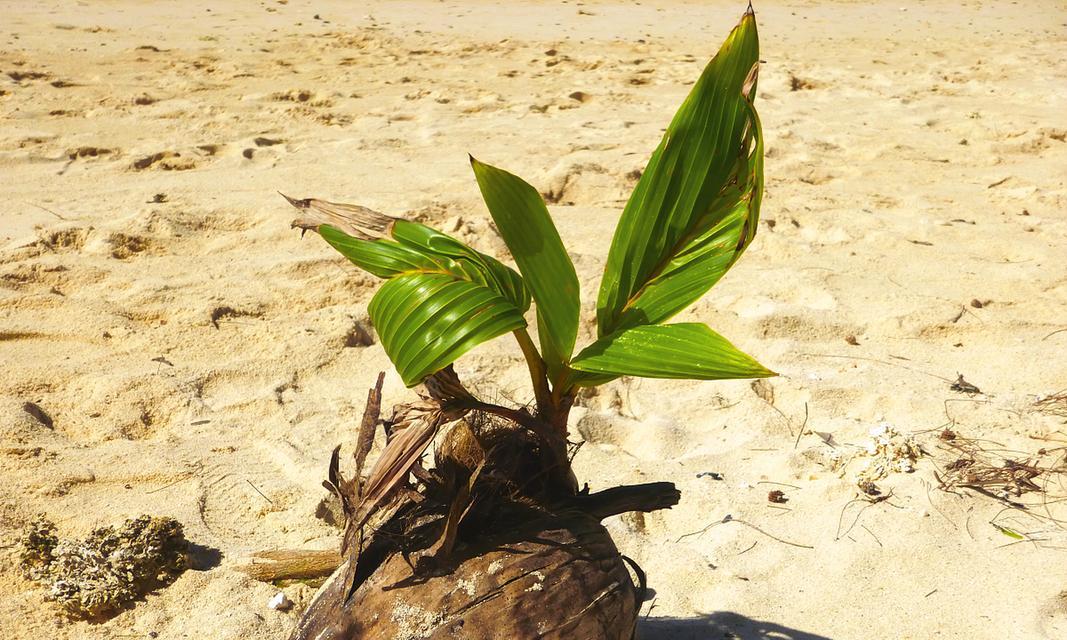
2, 1, 1066, 637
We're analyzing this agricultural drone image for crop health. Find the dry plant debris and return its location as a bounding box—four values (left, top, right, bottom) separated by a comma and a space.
767, 489, 788, 504
20, 515, 189, 619
1032, 390, 1067, 419
831, 422, 921, 493
935, 429, 1064, 501
950, 374, 982, 394
932, 429, 1067, 548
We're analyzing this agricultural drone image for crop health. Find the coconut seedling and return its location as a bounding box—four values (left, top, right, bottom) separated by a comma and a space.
284, 7, 768, 639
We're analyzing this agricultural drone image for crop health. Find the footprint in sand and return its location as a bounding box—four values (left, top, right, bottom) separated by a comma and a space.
67, 146, 114, 160
788, 73, 822, 91
241, 136, 285, 162
542, 160, 615, 206
270, 89, 324, 105
6, 70, 50, 82
54, 146, 114, 175
104, 232, 157, 259
756, 313, 860, 342
130, 151, 197, 171
1039, 590, 1067, 638
36, 226, 91, 253
575, 409, 688, 461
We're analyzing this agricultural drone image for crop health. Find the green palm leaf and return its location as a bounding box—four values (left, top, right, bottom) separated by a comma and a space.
371, 273, 527, 386
319, 221, 530, 313
597, 9, 762, 337
470, 157, 580, 380
285, 196, 530, 386
570, 323, 774, 380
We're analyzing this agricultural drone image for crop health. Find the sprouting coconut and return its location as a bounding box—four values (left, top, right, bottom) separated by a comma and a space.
282, 7, 767, 639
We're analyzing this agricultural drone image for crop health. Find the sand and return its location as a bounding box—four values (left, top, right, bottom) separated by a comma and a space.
2, 0, 1066, 637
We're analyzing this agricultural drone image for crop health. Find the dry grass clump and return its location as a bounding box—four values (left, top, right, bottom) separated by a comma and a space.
935, 429, 1066, 502
934, 429, 1067, 547
1033, 390, 1067, 419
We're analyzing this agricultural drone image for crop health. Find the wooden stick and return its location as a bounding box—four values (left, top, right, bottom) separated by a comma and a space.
567, 482, 680, 520
234, 549, 341, 582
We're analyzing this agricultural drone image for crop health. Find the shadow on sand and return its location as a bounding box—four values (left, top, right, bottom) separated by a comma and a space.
639, 611, 833, 640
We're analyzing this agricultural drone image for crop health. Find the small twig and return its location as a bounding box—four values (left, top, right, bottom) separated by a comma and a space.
757, 481, 801, 490
27, 201, 68, 220
146, 477, 189, 495
236, 549, 341, 582
793, 403, 809, 449
861, 525, 882, 548
767, 403, 795, 437
735, 541, 758, 555
836, 498, 877, 540
923, 479, 958, 530
732, 517, 814, 549
943, 397, 992, 423
799, 353, 953, 383
677, 515, 813, 549
246, 479, 273, 504
145, 462, 202, 494
924, 588, 938, 598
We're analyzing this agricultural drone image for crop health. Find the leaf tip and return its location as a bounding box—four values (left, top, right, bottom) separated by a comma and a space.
749, 357, 777, 379
279, 191, 310, 210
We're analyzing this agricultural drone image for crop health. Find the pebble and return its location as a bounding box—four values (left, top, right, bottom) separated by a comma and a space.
268, 591, 293, 611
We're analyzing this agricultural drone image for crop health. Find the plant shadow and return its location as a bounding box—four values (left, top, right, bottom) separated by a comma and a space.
639, 611, 833, 640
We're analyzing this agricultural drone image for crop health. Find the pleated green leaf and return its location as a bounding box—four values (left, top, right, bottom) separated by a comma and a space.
470, 157, 580, 380
570, 323, 774, 380
614, 102, 764, 330
320, 222, 530, 312
597, 9, 762, 337
370, 273, 527, 386
390, 220, 530, 312
311, 216, 530, 387
319, 224, 437, 279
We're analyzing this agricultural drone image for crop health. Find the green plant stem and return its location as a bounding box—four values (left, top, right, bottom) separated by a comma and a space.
513, 328, 553, 418
548, 384, 576, 435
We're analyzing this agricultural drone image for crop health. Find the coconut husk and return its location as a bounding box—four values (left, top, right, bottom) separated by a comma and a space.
286, 371, 678, 639
290, 512, 641, 640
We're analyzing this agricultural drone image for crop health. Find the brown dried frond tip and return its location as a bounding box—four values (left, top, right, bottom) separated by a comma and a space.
19, 515, 189, 619
282, 193, 395, 240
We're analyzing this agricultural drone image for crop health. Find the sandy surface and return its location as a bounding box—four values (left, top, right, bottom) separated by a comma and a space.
2, 0, 1066, 638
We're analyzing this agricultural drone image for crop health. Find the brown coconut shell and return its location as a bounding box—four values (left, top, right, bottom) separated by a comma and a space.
290, 511, 641, 640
